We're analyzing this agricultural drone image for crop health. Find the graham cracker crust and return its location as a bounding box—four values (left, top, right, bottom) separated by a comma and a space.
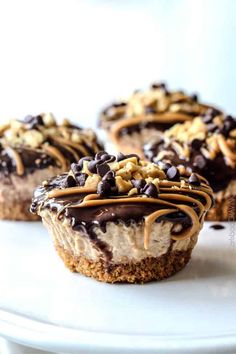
206, 195, 236, 222
56, 244, 193, 283
0, 200, 40, 221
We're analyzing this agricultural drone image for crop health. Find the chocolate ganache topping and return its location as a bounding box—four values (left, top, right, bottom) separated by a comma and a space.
0, 113, 103, 177
144, 110, 236, 192
99, 82, 219, 137
31, 152, 213, 250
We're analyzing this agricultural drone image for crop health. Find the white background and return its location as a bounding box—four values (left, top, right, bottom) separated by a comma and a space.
0, 0, 235, 128
0, 2, 236, 352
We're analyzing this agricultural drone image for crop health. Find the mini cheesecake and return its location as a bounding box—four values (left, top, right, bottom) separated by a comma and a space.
144, 110, 236, 221
99, 82, 217, 155
31, 152, 213, 283
0, 113, 103, 220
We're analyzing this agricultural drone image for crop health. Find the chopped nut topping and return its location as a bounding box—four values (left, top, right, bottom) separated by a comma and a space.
0, 113, 103, 176
60, 151, 205, 198
100, 82, 211, 129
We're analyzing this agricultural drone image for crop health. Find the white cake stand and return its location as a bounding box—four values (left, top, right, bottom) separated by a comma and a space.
0, 220, 236, 354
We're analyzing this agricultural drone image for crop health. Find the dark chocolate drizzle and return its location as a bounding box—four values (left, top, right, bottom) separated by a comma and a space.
119, 121, 175, 137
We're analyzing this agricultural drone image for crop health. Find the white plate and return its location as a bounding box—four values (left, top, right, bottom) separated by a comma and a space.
0, 221, 236, 353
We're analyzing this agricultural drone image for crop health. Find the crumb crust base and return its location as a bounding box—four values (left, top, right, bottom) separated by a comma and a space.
56, 244, 193, 283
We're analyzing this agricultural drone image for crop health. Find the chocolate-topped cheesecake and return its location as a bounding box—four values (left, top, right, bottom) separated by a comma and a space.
99, 82, 218, 155
31, 151, 213, 283
144, 109, 236, 221
0, 113, 102, 220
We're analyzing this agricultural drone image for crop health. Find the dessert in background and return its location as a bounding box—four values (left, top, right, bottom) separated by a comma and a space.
0, 113, 103, 220
144, 110, 236, 221
31, 151, 213, 283
99, 82, 218, 155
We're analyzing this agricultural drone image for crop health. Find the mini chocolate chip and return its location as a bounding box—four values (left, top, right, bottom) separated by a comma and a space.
193, 155, 206, 169
202, 114, 213, 124
71, 162, 82, 174
23, 115, 44, 129
78, 156, 93, 170
113, 102, 127, 108
63, 175, 77, 188
95, 151, 107, 160
189, 173, 200, 186
117, 152, 126, 162
97, 180, 111, 196
88, 160, 98, 173
157, 161, 172, 172
35, 115, 44, 125
102, 170, 115, 180
151, 82, 166, 90
131, 179, 146, 191
110, 185, 118, 195
191, 93, 198, 102
101, 154, 116, 163
220, 117, 236, 136
206, 108, 219, 118
207, 123, 218, 133
191, 139, 203, 150
166, 166, 180, 181
97, 162, 110, 177
75, 172, 88, 186
126, 153, 140, 161
142, 183, 158, 198
225, 115, 234, 122
102, 170, 116, 186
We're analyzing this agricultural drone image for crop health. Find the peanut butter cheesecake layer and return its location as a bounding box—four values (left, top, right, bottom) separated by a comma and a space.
144, 110, 236, 221
99, 82, 217, 155
0, 113, 103, 220
31, 152, 213, 283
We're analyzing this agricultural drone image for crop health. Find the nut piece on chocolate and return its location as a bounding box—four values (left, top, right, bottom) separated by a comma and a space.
143, 111, 236, 221
99, 82, 219, 155
0, 113, 103, 221
31, 152, 213, 283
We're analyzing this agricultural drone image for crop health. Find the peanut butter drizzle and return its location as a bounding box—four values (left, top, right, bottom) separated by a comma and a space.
6, 147, 24, 176
0, 123, 10, 135
110, 112, 192, 142
158, 193, 205, 218
43, 144, 68, 171
159, 187, 212, 212
48, 186, 96, 198
52, 136, 90, 157
45, 180, 210, 249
